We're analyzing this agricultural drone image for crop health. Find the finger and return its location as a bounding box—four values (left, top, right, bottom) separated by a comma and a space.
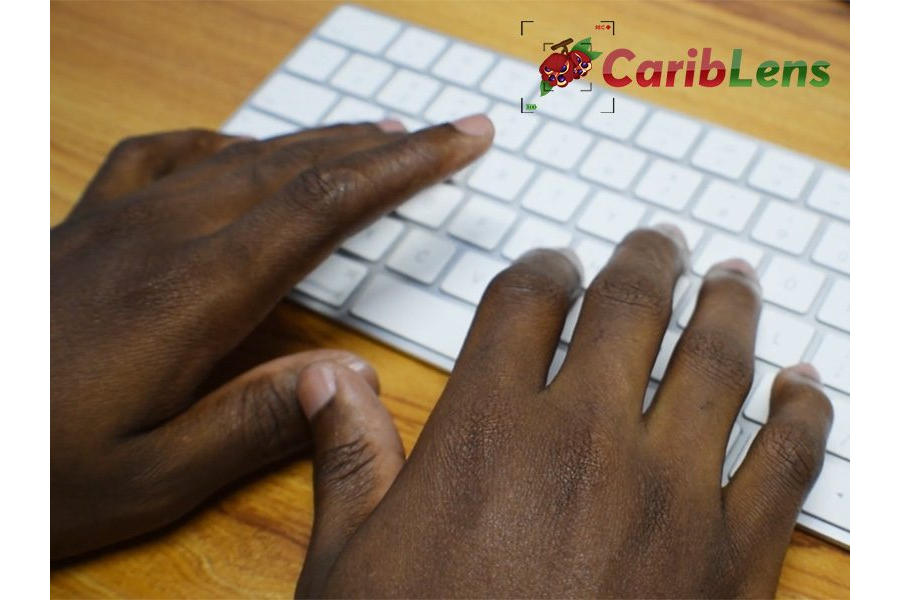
647, 259, 761, 480
557, 225, 688, 418
210, 114, 493, 304
142, 121, 407, 195
164, 127, 409, 237
295, 362, 405, 598
134, 350, 379, 500
451, 248, 582, 394
72, 129, 248, 218
724, 364, 832, 588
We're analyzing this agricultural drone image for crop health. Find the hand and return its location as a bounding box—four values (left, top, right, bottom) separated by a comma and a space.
50, 116, 493, 559
293, 228, 833, 598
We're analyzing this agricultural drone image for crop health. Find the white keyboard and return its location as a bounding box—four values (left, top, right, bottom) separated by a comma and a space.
223, 4, 850, 547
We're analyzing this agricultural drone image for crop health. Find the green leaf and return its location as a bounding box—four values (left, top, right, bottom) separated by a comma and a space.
570, 37, 592, 53
540, 81, 553, 97
570, 37, 602, 61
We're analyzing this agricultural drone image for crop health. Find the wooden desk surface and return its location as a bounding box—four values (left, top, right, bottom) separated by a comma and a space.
50, 1, 849, 597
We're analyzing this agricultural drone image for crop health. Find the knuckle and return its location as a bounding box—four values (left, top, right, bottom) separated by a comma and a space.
675, 327, 754, 393
292, 164, 359, 218
485, 262, 572, 310
757, 422, 824, 490
586, 263, 671, 319
111, 135, 150, 162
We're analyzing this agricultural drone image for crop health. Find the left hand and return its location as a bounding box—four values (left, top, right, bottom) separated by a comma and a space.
51, 118, 493, 559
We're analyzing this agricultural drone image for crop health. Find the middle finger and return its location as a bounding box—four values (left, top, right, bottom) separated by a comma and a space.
558, 225, 688, 420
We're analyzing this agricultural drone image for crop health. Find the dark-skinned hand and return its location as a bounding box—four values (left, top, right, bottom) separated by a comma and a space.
50, 115, 494, 559
292, 231, 833, 598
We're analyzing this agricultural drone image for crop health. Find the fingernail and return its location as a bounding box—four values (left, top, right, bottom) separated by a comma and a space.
297, 363, 337, 420
652, 222, 688, 250
792, 362, 822, 383
709, 258, 758, 281
376, 118, 406, 133
344, 358, 371, 375
553, 246, 583, 284
451, 113, 494, 136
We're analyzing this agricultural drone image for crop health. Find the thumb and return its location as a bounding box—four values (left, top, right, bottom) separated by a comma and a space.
295, 362, 405, 598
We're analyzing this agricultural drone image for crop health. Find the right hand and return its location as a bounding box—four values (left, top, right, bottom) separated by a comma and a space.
291, 228, 833, 598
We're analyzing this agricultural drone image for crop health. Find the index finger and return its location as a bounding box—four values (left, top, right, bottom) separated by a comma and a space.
210, 114, 494, 300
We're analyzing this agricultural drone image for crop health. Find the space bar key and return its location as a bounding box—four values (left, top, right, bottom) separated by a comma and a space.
351, 274, 476, 360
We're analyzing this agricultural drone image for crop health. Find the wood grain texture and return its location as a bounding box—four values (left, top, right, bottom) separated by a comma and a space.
50, 1, 849, 597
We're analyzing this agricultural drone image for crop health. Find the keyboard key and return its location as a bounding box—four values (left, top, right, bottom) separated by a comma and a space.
431, 41, 495, 86
295, 254, 368, 306
692, 180, 760, 233
386, 229, 456, 284
751, 200, 820, 255
318, 5, 401, 54
635, 111, 702, 159
577, 191, 645, 243
760, 256, 825, 314
634, 159, 703, 211
342, 217, 405, 261
440, 251, 509, 304
692, 233, 764, 276
322, 96, 386, 125
385, 26, 448, 70
728, 424, 761, 478
810, 333, 850, 393
521, 171, 589, 223
579, 139, 648, 190
351, 274, 475, 359
502, 217, 573, 260
423, 84, 491, 123
756, 307, 815, 366
747, 149, 815, 200
480, 58, 537, 103
525, 121, 593, 170
330, 53, 394, 97
690, 130, 757, 179
389, 113, 427, 132
396, 184, 464, 228
643, 381, 658, 414
251, 73, 337, 126
531, 84, 594, 122
817, 278, 850, 332
802, 454, 849, 530
447, 195, 517, 249
812, 222, 850, 275
808, 169, 850, 221
573, 238, 615, 286
651, 329, 680, 381
375, 68, 441, 114
672, 276, 692, 310
487, 103, 541, 151
285, 38, 349, 81
645, 212, 705, 250
561, 294, 584, 344
467, 149, 536, 202
677, 292, 696, 328
582, 93, 647, 141
222, 108, 296, 138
